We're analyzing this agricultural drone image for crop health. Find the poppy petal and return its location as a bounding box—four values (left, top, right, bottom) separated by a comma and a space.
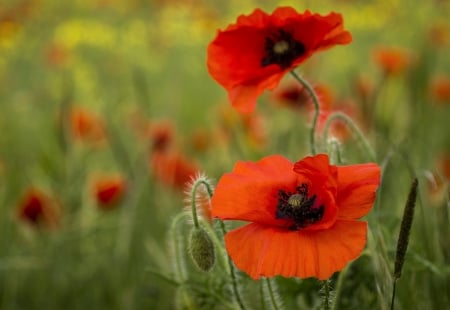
225, 220, 367, 280
337, 163, 381, 219
211, 155, 297, 226
315, 13, 352, 47
228, 72, 286, 113
293, 153, 337, 186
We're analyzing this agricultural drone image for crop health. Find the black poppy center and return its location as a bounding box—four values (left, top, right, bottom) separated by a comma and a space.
276, 183, 324, 230
261, 29, 306, 69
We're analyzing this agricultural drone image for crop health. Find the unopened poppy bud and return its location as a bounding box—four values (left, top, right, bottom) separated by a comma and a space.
188, 227, 215, 272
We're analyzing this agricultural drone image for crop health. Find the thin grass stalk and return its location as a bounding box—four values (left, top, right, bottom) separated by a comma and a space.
391, 178, 418, 310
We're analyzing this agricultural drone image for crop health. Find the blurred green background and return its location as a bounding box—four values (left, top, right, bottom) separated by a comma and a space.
1, 0, 450, 309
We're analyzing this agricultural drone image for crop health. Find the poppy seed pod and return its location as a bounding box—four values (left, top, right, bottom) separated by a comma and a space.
188, 227, 216, 272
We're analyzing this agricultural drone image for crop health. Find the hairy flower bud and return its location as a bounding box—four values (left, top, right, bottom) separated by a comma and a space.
188, 227, 215, 272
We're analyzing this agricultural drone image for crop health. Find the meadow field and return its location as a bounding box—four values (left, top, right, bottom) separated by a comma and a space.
1, 0, 450, 309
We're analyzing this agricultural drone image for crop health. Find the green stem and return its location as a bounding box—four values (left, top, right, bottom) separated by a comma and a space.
323, 111, 376, 162
259, 280, 267, 310
331, 266, 349, 310
199, 179, 214, 198
200, 220, 229, 271
169, 212, 190, 282
190, 178, 213, 228
266, 278, 281, 310
324, 280, 330, 310
220, 221, 246, 310
290, 70, 320, 155
145, 268, 180, 286
390, 278, 397, 310
328, 139, 343, 165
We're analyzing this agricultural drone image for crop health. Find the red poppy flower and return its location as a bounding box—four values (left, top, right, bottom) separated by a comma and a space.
430, 75, 450, 104
93, 176, 127, 209
17, 188, 60, 228
150, 152, 199, 190
207, 7, 352, 113
373, 47, 412, 76
272, 82, 311, 109
70, 107, 105, 143
272, 81, 335, 112
148, 120, 174, 153
211, 154, 380, 280
216, 103, 267, 149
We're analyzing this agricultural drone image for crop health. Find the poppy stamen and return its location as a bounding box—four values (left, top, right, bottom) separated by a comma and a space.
276, 183, 324, 230
261, 29, 306, 69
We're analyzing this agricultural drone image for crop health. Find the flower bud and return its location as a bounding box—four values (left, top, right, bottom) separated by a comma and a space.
188, 227, 215, 272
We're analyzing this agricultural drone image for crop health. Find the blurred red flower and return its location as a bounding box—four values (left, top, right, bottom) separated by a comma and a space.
190, 128, 212, 153
354, 74, 374, 105
70, 107, 105, 143
211, 154, 380, 279
272, 81, 334, 112
150, 152, 199, 190
272, 82, 311, 110
430, 75, 450, 104
216, 103, 267, 150
93, 176, 127, 209
207, 7, 352, 113
429, 23, 449, 48
148, 120, 174, 153
17, 188, 60, 228
373, 47, 412, 76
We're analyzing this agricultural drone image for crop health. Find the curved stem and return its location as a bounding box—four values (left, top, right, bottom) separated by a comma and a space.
199, 179, 214, 198
328, 139, 343, 165
190, 178, 214, 228
200, 220, 229, 270
290, 70, 320, 155
169, 212, 190, 282
323, 111, 376, 162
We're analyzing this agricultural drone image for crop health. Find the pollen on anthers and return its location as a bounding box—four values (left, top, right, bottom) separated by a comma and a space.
273, 40, 290, 54
287, 193, 305, 208
276, 183, 325, 230
261, 29, 306, 69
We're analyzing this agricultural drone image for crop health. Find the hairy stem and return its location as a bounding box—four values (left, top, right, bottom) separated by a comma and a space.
220, 221, 246, 310
290, 70, 320, 155
323, 111, 376, 162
